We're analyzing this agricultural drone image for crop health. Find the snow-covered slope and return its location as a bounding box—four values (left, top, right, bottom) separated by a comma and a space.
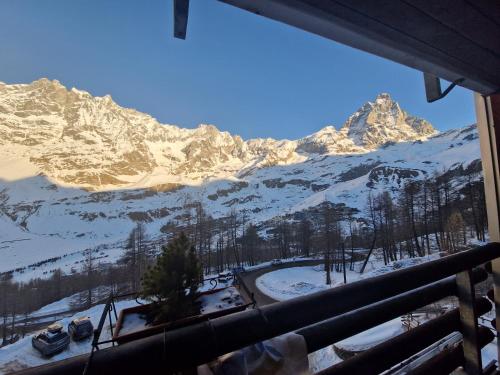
0, 79, 481, 274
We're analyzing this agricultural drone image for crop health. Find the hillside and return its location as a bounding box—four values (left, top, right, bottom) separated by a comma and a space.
0, 79, 480, 275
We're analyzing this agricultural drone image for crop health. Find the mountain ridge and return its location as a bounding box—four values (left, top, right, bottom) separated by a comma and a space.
0, 78, 436, 191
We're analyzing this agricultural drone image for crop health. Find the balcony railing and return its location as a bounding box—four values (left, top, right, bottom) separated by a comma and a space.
12, 243, 500, 375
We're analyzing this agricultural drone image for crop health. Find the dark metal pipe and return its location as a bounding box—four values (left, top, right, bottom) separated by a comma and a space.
407, 326, 495, 375
298, 268, 487, 353
316, 298, 492, 375
484, 360, 498, 375
13, 244, 500, 375
173, 0, 189, 39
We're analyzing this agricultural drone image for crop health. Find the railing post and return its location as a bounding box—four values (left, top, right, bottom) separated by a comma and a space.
475, 93, 500, 366
456, 270, 483, 375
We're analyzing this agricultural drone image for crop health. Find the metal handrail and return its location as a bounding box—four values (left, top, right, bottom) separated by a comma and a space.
408, 327, 495, 375
317, 298, 492, 375
296, 268, 487, 353
11, 243, 500, 375
203, 274, 236, 290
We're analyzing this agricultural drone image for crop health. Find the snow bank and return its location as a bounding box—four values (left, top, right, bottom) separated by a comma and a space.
199, 286, 243, 314
256, 255, 437, 302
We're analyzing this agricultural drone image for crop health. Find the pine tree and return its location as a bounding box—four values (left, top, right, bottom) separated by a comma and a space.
141, 233, 201, 324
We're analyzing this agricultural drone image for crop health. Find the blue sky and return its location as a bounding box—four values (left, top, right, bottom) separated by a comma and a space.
0, 0, 476, 139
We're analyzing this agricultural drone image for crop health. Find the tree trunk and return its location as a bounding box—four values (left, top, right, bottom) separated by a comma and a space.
360, 230, 377, 274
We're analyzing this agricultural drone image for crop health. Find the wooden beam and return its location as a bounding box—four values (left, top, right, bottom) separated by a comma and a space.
173, 0, 189, 39
456, 270, 483, 375
404, 0, 500, 55
475, 92, 500, 365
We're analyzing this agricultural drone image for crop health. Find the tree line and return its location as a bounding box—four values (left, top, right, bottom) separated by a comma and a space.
0, 162, 487, 346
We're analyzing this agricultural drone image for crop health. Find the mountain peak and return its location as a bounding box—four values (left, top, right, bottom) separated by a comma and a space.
375, 92, 392, 102
196, 124, 220, 133
339, 94, 436, 149
31, 78, 64, 89
316, 125, 337, 134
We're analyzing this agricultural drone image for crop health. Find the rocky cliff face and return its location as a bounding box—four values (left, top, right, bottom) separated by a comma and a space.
341, 93, 435, 148
0, 79, 436, 190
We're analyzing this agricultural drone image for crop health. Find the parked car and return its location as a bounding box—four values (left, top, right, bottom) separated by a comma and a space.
217, 272, 232, 283
271, 259, 282, 266
68, 317, 94, 341
32, 323, 70, 357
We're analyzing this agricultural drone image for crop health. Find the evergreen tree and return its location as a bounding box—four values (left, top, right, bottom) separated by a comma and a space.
141, 233, 201, 324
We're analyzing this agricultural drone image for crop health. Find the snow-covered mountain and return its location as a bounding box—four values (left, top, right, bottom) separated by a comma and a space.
0, 79, 480, 275
0, 79, 435, 190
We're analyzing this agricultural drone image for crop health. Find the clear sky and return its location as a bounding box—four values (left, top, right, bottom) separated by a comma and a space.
0, 0, 476, 140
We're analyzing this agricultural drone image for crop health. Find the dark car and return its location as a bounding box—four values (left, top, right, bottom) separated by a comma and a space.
68, 317, 94, 341
32, 323, 70, 357
217, 272, 233, 283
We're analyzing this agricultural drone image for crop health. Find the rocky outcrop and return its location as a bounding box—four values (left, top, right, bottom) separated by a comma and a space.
341, 93, 436, 149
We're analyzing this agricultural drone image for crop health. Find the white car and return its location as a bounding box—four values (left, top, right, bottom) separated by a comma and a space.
32, 323, 70, 357
271, 259, 283, 266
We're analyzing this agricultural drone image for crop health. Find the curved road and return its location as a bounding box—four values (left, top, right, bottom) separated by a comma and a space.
238, 259, 324, 306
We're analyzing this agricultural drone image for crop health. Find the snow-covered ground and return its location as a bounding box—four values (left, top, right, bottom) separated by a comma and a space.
5, 239, 126, 283
483, 338, 497, 367
119, 312, 146, 336
28, 296, 75, 318
119, 286, 245, 336
0, 282, 247, 373
0, 299, 139, 374
2, 285, 116, 329
256, 255, 437, 302
244, 256, 319, 273
308, 317, 411, 371
198, 286, 244, 314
